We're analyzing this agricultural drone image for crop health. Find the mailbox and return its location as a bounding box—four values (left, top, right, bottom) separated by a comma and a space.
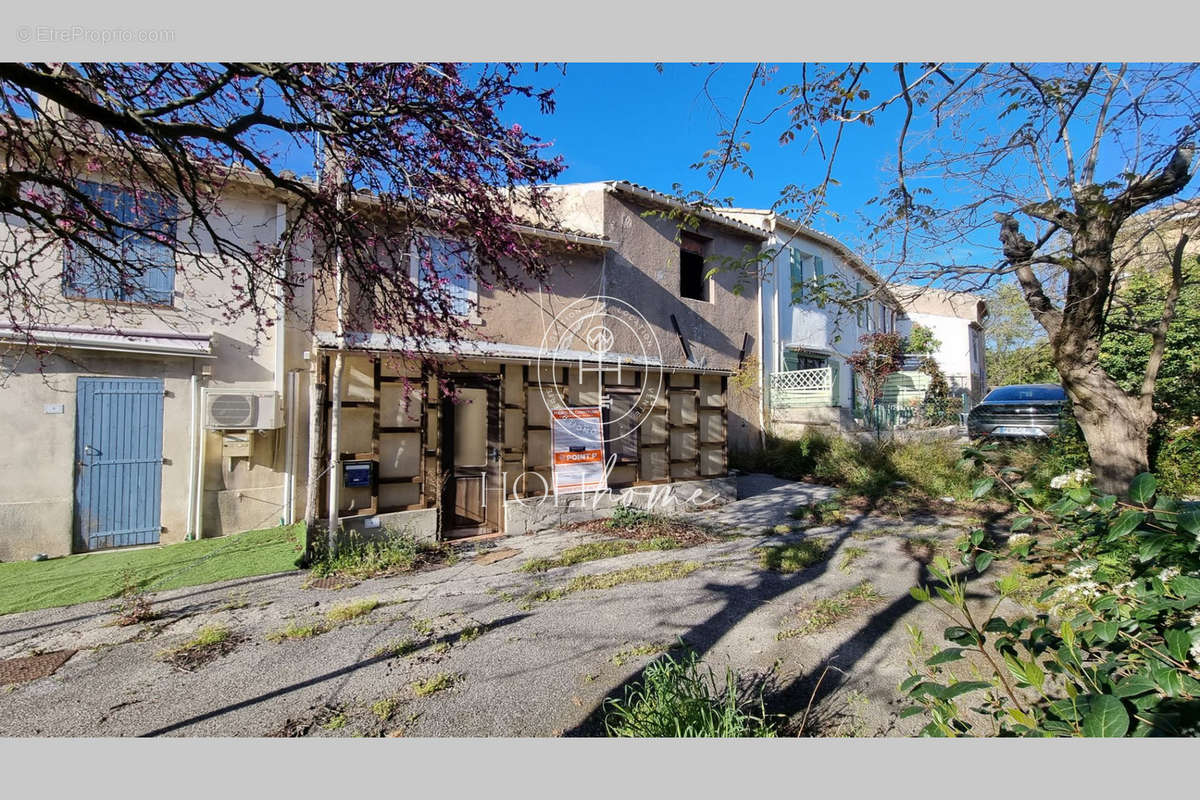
343, 460, 373, 488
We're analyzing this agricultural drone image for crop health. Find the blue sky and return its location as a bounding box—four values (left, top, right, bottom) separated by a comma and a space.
501, 63, 897, 247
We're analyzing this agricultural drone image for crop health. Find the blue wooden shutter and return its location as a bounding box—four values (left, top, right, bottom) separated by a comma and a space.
124, 189, 176, 305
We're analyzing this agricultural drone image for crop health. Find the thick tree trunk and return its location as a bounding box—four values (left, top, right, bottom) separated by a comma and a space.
1058, 364, 1154, 494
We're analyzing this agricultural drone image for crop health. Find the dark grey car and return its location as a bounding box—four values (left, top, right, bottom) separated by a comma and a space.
967, 384, 1067, 439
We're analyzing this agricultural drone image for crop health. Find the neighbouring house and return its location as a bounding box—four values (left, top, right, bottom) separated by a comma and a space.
0, 168, 762, 560
892, 285, 989, 403
717, 209, 910, 437
0, 166, 317, 562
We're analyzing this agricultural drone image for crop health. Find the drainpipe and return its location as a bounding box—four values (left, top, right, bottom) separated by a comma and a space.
195, 410, 208, 540
274, 201, 290, 525
283, 369, 299, 525
186, 371, 199, 539
325, 182, 347, 553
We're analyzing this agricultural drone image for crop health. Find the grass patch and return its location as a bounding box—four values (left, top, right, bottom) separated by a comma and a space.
566, 560, 705, 592
520, 537, 680, 573
755, 540, 830, 573
611, 642, 677, 667
777, 581, 882, 640
764, 524, 793, 535
325, 598, 380, 623
838, 546, 868, 573
412, 672, 459, 697
0, 523, 306, 616
309, 527, 451, 580
850, 529, 893, 541
320, 711, 348, 731
373, 638, 418, 658
517, 561, 707, 609
458, 623, 488, 643
372, 697, 400, 722
603, 647, 776, 737
158, 623, 239, 670
266, 620, 328, 643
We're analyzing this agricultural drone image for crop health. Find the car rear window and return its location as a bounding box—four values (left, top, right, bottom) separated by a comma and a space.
984, 385, 1066, 403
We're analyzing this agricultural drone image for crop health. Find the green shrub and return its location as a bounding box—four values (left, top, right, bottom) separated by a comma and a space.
309, 527, 437, 579
737, 432, 977, 502
902, 447, 1200, 737
1153, 424, 1200, 498
603, 647, 777, 737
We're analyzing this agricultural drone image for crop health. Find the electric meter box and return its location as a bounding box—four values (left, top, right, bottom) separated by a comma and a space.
343, 460, 373, 488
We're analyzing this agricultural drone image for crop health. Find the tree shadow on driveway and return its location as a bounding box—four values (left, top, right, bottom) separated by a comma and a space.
564, 498, 1008, 736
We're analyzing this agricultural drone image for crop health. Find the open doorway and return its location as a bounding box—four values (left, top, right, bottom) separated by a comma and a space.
439, 375, 502, 539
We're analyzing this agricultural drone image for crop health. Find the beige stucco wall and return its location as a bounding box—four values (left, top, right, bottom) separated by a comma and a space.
0, 350, 196, 560
0, 177, 313, 558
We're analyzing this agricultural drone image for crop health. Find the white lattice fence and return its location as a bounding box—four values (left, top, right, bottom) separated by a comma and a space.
770, 367, 834, 408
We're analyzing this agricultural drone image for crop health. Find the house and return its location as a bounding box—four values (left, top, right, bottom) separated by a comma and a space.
0, 167, 315, 562
716, 209, 909, 437
313, 180, 766, 542
0, 170, 762, 560
891, 286, 989, 403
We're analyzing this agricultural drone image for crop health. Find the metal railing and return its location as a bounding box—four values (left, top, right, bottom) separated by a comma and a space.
769, 366, 835, 408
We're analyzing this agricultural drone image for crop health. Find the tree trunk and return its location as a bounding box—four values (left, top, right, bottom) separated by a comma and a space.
1059, 364, 1154, 494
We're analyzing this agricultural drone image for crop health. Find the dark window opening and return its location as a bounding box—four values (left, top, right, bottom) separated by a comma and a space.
679, 232, 708, 301
603, 392, 640, 466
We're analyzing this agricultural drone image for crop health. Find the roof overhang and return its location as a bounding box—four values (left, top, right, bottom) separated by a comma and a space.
0, 325, 214, 358
605, 183, 770, 241
314, 331, 732, 375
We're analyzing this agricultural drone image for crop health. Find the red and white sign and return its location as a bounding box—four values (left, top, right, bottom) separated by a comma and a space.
551, 406, 607, 494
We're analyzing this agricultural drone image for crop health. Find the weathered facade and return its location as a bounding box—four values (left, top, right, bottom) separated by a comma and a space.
311, 181, 764, 541
0, 176, 316, 561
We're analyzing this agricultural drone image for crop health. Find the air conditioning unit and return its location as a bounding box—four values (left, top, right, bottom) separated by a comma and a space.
203, 389, 281, 430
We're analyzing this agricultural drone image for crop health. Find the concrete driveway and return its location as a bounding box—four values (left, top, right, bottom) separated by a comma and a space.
0, 474, 1012, 737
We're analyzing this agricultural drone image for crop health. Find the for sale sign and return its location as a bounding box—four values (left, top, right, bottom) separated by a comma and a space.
551, 406, 607, 495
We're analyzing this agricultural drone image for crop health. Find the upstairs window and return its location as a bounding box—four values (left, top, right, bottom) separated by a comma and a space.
679, 232, 708, 301
63, 180, 177, 306
414, 235, 475, 317
789, 248, 806, 304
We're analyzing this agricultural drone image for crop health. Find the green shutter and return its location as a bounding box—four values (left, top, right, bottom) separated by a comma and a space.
790, 248, 804, 304
856, 282, 864, 326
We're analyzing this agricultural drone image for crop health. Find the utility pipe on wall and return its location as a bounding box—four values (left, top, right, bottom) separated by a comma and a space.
186, 372, 199, 539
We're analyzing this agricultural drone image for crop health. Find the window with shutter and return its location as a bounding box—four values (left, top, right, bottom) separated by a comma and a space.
63, 180, 177, 306
414, 235, 476, 317
789, 248, 805, 304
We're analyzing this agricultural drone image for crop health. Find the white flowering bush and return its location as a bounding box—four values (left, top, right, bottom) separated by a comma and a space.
901, 444, 1200, 737
1049, 468, 1095, 490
